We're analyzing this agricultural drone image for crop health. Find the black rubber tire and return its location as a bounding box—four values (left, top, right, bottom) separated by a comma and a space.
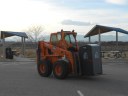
53, 60, 68, 79
37, 60, 52, 77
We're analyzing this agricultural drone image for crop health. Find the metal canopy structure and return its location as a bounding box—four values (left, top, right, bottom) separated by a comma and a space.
1, 31, 28, 39
84, 25, 128, 50
1, 31, 28, 59
84, 25, 128, 38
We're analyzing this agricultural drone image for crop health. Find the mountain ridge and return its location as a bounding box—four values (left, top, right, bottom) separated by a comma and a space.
43, 35, 128, 42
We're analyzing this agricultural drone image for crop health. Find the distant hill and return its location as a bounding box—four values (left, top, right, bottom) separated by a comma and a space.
77, 35, 128, 42
43, 35, 128, 42
3, 34, 128, 42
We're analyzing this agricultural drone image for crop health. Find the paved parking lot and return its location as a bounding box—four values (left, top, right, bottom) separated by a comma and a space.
0, 58, 128, 96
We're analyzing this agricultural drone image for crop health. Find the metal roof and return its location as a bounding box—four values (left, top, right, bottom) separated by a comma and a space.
1, 31, 28, 39
84, 25, 128, 38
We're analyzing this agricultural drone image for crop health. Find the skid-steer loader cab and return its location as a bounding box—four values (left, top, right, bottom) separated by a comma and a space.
50, 33, 58, 46
64, 32, 78, 52
50, 30, 78, 51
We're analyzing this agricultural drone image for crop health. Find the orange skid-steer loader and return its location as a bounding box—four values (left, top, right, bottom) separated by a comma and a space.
37, 30, 102, 79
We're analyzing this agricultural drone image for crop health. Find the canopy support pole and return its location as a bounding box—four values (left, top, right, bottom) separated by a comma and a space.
21, 37, 25, 56
24, 37, 26, 56
2, 34, 5, 60
116, 31, 118, 51
89, 36, 91, 43
98, 28, 101, 45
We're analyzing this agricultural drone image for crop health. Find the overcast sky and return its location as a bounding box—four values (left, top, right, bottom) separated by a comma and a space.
0, 0, 128, 35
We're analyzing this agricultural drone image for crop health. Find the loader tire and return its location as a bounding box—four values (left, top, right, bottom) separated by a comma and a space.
53, 60, 68, 79
37, 60, 52, 77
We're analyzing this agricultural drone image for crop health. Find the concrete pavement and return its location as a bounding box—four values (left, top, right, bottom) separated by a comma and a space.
0, 59, 128, 96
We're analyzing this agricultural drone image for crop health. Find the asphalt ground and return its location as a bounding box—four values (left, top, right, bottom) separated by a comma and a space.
0, 58, 128, 96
